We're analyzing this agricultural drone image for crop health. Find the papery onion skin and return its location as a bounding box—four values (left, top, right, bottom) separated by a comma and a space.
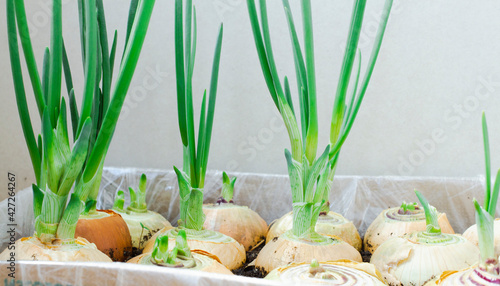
75, 209, 132, 261
0, 236, 112, 262
267, 211, 362, 251
364, 207, 455, 253
114, 209, 172, 249
463, 219, 500, 259
266, 260, 386, 285
371, 232, 479, 286
143, 227, 246, 270
256, 230, 362, 273
203, 203, 267, 251
127, 251, 233, 275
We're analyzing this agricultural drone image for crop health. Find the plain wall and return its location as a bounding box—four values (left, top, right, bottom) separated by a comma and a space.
2, 0, 500, 202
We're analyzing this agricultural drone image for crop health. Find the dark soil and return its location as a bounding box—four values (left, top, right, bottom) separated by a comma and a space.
361, 250, 372, 263
232, 241, 266, 278
123, 247, 142, 262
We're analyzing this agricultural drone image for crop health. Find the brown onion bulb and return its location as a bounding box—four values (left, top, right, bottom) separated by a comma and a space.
364, 206, 454, 253
267, 211, 361, 251
75, 209, 132, 261
0, 236, 112, 262
203, 203, 267, 251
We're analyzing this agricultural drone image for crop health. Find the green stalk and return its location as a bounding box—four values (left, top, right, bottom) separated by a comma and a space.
77, 0, 98, 137
173, 0, 224, 230
483, 113, 491, 209
6, 0, 41, 185
301, 0, 318, 163
415, 190, 441, 235
330, 0, 366, 146
474, 199, 495, 263
82, 0, 156, 184
13, 0, 45, 117
47, 0, 63, 127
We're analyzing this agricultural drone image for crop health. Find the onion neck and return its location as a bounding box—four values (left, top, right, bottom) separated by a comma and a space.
292, 201, 323, 239
174, 167, 206, 231
478, 258, 500, 277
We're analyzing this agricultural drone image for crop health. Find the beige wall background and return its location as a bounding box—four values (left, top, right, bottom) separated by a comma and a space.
2, 0, 500, 202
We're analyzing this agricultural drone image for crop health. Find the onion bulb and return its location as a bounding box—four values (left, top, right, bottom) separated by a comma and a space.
256, 230, 362, 273
75, 209, 132, 261
113, 209, 172, 250
267, 211, 361, 251
371, 191, 479, 286
0, 236, 111, 262
128, 229, 232, 275
203, 203, 267, 251
266, 259, 386, 285
143, 227, 245, 270
202, 172, 267, 251
364, 203, 455, 253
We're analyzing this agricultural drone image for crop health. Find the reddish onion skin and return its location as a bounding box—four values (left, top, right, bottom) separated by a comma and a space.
75, 209, 132, 262
424, 260, 500, 285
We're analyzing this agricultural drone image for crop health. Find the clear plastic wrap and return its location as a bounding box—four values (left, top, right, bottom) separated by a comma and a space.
0, 167, 491, 285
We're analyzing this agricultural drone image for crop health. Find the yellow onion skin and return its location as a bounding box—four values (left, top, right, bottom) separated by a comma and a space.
114, 209, 172, 250
143, 227, 246, 270
267, 211, 362, 251
256, 231, 362, 273
424, 262, 500, 286
75, 209, 132, 262
0, 236, 112, 262
371, 232, 479, 286
203, 203, 267, 251
364, 207, 455, 253
127, 250, 233, 275
265, 260, 386, 285
463, 219, 500, 258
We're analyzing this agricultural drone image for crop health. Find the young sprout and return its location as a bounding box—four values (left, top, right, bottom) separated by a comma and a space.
151, 230, 195, 268
219, 171, 236, 203
128, 174, 148, 213
112, 174, 172, 250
